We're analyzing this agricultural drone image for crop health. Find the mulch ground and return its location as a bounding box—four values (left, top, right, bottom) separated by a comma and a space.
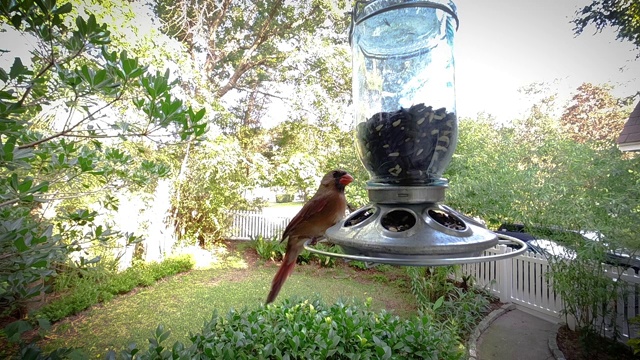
556, 325, 639, 360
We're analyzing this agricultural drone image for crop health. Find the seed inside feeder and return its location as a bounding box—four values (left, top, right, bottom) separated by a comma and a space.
344, 207, 377, 227
428, 209, 466, 231
356, 103, 456, 185
381, 210, 416, 232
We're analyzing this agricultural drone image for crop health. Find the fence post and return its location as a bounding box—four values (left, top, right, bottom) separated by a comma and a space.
499, 245, 511, 303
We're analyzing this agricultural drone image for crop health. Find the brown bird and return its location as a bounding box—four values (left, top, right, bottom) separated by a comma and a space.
265, 169, 354, 304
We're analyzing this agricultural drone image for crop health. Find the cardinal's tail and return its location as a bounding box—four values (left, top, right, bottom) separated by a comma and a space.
266, 252, 298, 304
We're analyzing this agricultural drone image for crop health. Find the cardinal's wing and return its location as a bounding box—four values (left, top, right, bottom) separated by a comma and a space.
280, 194, 331, 242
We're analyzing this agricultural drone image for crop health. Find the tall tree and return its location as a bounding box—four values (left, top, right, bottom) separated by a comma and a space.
154, 0, 349, 97
153, 0, 351, 132
573, 0, 640, 55
560, 83, 635, 144
171, 136, 264, 247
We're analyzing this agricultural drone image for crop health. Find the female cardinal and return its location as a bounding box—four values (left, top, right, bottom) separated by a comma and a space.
266, 169, 354, 304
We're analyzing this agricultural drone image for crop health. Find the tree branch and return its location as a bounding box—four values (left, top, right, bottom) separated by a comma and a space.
236, 86, 289, 101
216, 58, 270, 98
0, 198, 20, 208
17, 98, 121, 149
214, 0, 284, 98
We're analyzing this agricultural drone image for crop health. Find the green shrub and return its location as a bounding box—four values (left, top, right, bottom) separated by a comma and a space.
348, 260, 369, 270
293, 242, 343, 267
438, 288, 490, 337
113, 298, 465, 360
34, 255, 194, 322
407, 266, 457, 306
253, 236, 343, 268
406, 266, 490, 338
252, 235, 286, 262
275, 194, 295, 203
309, 242, 343, 268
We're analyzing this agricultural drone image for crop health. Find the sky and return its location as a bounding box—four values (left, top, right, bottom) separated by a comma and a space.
453, 0, 640, 122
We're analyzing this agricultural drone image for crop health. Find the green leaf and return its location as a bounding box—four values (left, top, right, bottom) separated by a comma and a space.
9, 57, 29, 80
10, 14, 22, 29
92, 69, 107, 87
14, 237, 30, 251
53, 2, 72, 15
192, 107, 206, 121
155, 324, 164, 338
0, 88, 13, 98
158, 329, 171, 343
76, 16, 87, 35
2, 136, 16, 160
34, 0, 51, 13
4, 320, 33, 343
10, 173, 19, 190
31, 259, 48, 268
17, 177, 33, 192
105, 351, 116, 360
37, 318, 51, 331
27, 181, 48, 194
432, 296, 445, 311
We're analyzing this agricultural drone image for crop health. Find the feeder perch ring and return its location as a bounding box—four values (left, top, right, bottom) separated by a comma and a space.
304, 233, 528, 266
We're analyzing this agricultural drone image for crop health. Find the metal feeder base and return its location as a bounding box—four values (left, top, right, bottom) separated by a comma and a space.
318, 195, 526, 265
306, 234, 527, 266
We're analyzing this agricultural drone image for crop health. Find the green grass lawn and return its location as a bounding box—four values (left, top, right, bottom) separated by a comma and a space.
39, 246, 416, 357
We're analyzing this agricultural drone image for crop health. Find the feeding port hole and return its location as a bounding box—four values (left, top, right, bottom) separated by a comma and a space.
427, 209, 466, 231
381, 210, 416, 232
344, 207, 377, 227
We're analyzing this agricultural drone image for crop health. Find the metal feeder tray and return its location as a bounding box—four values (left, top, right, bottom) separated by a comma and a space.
305, 233, 528, 267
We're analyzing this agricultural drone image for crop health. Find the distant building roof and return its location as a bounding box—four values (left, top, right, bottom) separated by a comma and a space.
618, 101, 640, 152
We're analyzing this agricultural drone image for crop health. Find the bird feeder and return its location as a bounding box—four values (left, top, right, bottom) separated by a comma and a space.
307, 0, 526, 265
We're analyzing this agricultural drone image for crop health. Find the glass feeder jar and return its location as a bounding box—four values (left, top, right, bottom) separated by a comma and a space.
351, 0, 458, 186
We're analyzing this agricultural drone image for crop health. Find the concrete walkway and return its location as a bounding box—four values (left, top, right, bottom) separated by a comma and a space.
471, 305, 564, 360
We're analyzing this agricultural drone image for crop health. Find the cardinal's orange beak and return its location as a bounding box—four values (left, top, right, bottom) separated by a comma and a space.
339, 174, 354, 186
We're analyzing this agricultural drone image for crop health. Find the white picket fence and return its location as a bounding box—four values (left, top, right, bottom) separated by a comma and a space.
227, 210, 291, 240
226, 211, 640, 342
461, 245, 640, 342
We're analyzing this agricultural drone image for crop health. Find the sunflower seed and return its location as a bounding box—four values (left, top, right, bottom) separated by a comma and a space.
356, 103, 456, 184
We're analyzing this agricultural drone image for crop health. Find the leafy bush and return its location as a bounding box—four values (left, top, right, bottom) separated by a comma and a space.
438, 288, 491, 337
347, 261, 370, 271
406, 266, 490, 338
0, 0, 206, 320
252, 235, 286, 262
275, 194, 295, 203
113, 298, 464, 360
548, 248, 622, 335
407, 266, 457, 306
309, 242, 343, 268
171, 138, 260, 248
33, 255, 194, 322
252, 236, 344, 268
